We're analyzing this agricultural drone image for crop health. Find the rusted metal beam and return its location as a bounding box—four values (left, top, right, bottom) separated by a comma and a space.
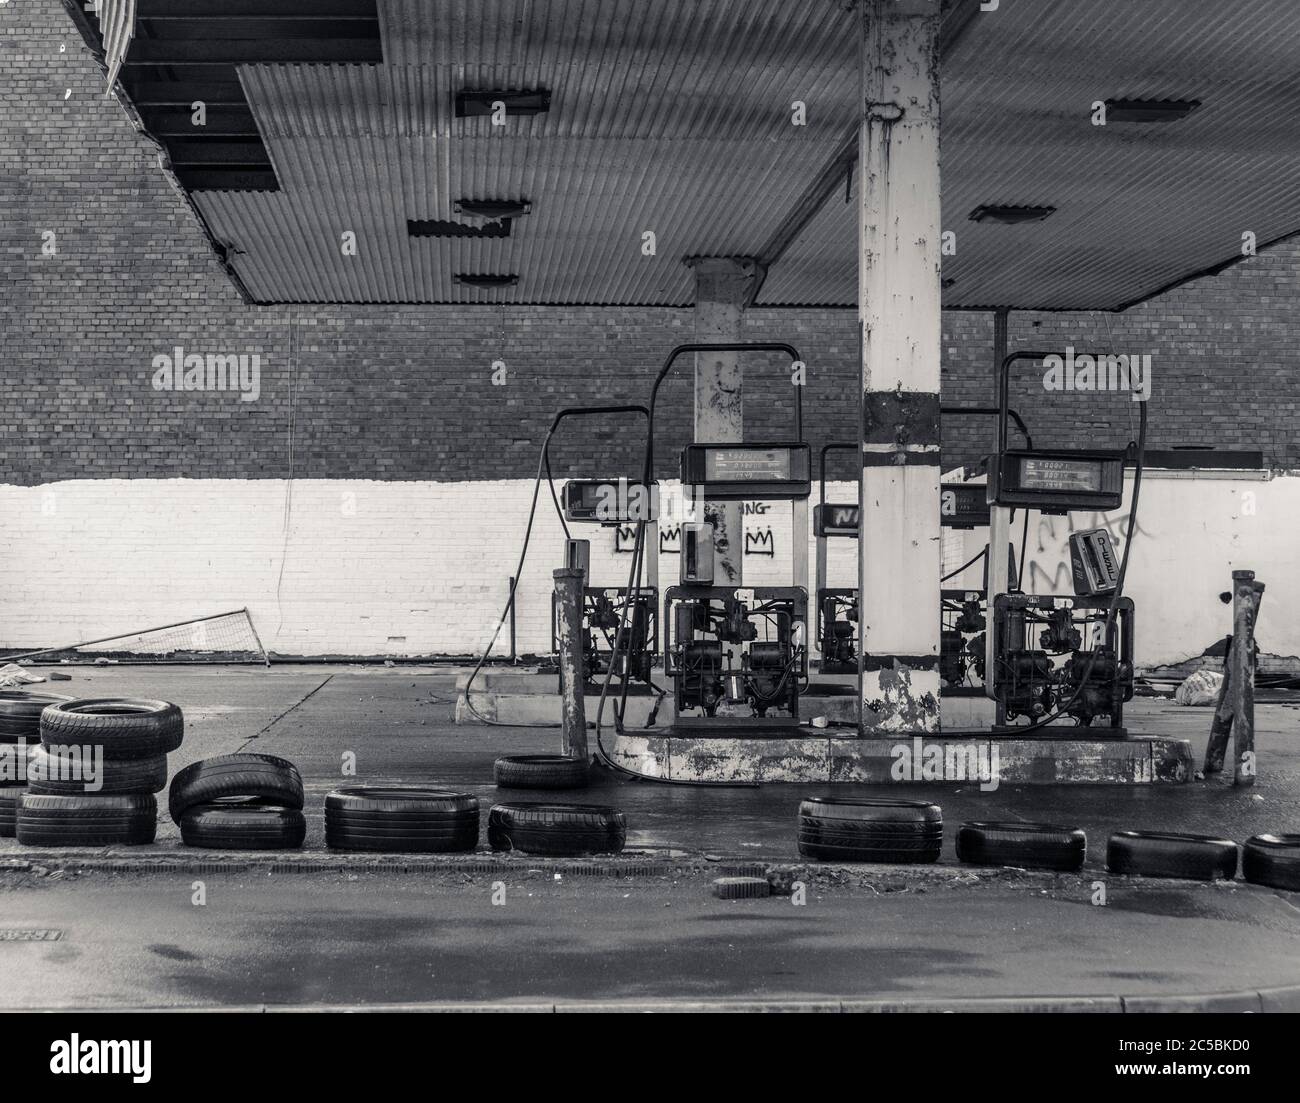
124, 40, 383, 65
137, 0, 376, 16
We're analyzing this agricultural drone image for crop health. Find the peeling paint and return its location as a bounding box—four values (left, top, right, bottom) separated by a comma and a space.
610, 732, 1193, 785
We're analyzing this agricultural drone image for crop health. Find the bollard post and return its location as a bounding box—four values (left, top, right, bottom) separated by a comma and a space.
553, 567, 589, 761
1203, 571, 1265, 780
1230, 570, 1264, 787
1203, 636, 1233, 775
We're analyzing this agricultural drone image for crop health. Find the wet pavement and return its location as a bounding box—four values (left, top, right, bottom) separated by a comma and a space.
1, 664, 1297, 1008
2, 866, 1298, 1009
1, 663, 1296, 863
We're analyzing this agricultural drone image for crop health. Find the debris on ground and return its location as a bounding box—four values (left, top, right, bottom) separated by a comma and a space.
1174, 668, 1223, 705
0, 663, 45, 687
712, 876, 771, 900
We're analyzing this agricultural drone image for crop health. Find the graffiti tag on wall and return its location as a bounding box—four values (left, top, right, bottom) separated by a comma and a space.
1024, 510, 1151, 594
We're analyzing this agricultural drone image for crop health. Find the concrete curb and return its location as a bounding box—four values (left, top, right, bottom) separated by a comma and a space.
609, 730, 1194, 784
0, 851, 741, 878
14, 985, 1299, 1013
3, 853, 1293, 894
0, 851, 1088, 884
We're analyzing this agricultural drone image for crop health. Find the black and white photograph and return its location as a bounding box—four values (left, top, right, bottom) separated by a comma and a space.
1, 0, 1297, 1073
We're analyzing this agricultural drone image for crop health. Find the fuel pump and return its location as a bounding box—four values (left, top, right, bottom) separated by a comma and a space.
595, 343, 813, 736
664, 443, 812, 725
984, 351, 1147, 734
553, 477, 659, 689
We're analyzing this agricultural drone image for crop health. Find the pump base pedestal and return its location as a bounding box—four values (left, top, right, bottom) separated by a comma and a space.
607, 730, 1192, 785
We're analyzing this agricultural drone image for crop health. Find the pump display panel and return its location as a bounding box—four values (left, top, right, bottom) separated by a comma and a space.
988, 450, 1125, 511
681, 443, 812, 501
563, 479, 656, 524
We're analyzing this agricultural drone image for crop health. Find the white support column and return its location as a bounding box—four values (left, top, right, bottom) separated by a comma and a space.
691, 257, 759, 586
857, 0, 944, 734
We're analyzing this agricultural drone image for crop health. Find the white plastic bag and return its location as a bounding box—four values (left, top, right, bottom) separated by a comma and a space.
1174, 668, 1224, 706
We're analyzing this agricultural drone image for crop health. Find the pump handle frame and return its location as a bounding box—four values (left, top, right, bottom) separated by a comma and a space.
643, 343, 804, 485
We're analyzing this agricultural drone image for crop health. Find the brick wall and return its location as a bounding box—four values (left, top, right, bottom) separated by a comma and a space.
4, 0, 1300, 491
3, 1, 1299, 660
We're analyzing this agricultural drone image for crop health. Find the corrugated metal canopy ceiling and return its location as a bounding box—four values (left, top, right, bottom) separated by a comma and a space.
175, 0, 1300, 309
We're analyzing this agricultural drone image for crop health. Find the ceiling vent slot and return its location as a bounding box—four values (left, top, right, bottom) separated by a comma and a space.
455, 90, 551, 117
968, 205, 1056, 225
408, 219, 511, 239
454, 273, 519, 288
1104, 98, 1202, 123
455, 199, 532, 220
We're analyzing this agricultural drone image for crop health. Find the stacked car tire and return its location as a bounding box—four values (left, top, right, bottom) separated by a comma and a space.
17, 698, 183, 847
170, 754, 305, 849
0, 692, 63, 838
487, 753, 623, 856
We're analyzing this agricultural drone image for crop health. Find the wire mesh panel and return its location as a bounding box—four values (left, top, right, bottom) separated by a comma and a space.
3, 610, 269, 665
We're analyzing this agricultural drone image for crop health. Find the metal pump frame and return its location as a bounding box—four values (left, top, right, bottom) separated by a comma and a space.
544, 405, 661, 691
983, 351, 1146, 735
628, 343, 813, 731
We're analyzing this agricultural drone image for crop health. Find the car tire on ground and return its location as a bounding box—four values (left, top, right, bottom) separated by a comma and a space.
40, 699, 183, 759
1241, 834, 1300, 891
1106, 830, 1238, 881
0, 692, 73, 743
957, 821, 1087, 871
168, 753, 303, 824
28, 746, 167, 796
493, 754, 589, 790
180, 805, 307, 850
488, 802, 626, 856
325, 787, 479, 853
0, 788, 22, 837
16, 793, 157, 847
798, 798, 943, 863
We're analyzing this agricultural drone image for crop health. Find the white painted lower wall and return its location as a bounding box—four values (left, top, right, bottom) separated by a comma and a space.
0, 471, 1292, 665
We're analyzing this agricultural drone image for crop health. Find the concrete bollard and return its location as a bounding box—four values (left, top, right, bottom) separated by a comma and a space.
553, 567, 589, 762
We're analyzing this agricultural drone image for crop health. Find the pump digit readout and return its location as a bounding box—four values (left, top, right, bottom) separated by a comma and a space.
681, 443, 812, 500
1019, 457, 1104, 493
988, 449, 1125, 511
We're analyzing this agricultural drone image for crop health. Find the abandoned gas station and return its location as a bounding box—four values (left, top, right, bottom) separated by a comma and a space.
6, 0, 1300, 1016
6, 0, 1300, 781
